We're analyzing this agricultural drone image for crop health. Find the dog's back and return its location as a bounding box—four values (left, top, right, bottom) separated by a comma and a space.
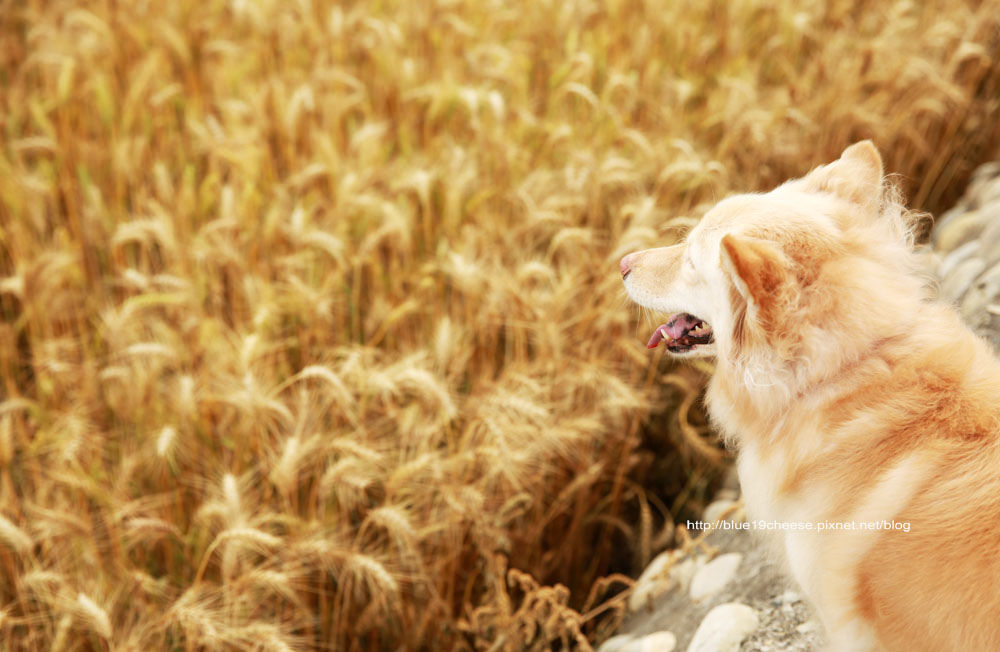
855, 321, 1000, 650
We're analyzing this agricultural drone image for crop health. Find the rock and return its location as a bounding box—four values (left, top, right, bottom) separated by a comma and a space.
937, 240, 979, 279
972, 201, 1000, 265
740, 585, 824, 652
961, 262, 1000, 326
599, 634, 635, 652
795, 621, 819, 635
983, 180, 1000, 207
687, 603, 759, 652
940, 257, 986, 304
932, 163, 1000, 241
931, 204, 965, 240
703, 499, 738, 524
669, 556, 701, 595
713, 488, 739, 502
690, 553, 743, 601
967, 163, 1000, 208
630, 550, 680, 611
776, 590, 800, 605
621, 630, 677, 652
932, 209, 990, 252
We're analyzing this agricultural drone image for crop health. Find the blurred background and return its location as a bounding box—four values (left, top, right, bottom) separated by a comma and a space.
1, 0, 999, 650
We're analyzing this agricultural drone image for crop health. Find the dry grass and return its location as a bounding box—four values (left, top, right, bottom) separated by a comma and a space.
1, 0, 999, 649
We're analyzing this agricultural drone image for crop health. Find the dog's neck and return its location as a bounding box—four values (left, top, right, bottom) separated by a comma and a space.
705, 298, 990, 451
705, 326, 913, 448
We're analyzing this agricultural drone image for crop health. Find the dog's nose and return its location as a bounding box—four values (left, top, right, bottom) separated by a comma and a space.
620, 254, 634, 279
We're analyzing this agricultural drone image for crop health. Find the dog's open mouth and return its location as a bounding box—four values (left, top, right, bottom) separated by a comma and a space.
647, 313, 714, 353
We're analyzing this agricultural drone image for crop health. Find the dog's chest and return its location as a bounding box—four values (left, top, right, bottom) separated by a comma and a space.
736, 444, 784, 523
736, 443, 829, 600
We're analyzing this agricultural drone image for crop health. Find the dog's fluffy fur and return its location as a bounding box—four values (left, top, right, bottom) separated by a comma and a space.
622, 142, 1000, 651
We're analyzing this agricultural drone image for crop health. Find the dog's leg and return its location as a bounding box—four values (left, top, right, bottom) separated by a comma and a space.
821, 618, 880, 652
794, 453, 930, 652
784, 531, 878, 651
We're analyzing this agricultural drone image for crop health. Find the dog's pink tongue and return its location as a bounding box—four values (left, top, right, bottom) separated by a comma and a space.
646, 326, 668, 349
646, 314, 700, 349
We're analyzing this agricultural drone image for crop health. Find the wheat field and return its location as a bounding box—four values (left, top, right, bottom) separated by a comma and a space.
1, 0, 999, 650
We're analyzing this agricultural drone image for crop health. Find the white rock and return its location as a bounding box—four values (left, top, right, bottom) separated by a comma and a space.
777, 590, 800, 604
690, 553, 742, 601
940, 257, 986, 303
714, 488, 740, 502
934, 209, 989, 252
629, 550, 679, 611
687, 603, 759, 652
978, 212, 1000, 267
669, 556, 701, 595
961, 262, 1000, 323
621, 630, 677, 652
983, 180, 1000, 200
598, 633, 634, 652
938, 239, 979, 279
703, 499, 738, 524
796, 620, 820, 635
636, 549, 677, 584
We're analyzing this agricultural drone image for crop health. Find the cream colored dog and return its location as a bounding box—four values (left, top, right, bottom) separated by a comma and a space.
621, 142, 1000, 651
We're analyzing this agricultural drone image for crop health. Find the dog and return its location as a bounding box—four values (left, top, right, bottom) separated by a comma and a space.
620, 142, 1000, 651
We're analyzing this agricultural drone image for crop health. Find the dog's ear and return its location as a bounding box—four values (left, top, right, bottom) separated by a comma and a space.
720, 234, 787, 309
803, 140, 883, 210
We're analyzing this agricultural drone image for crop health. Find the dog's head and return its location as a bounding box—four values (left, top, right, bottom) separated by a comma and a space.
621, 142, 925, 385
